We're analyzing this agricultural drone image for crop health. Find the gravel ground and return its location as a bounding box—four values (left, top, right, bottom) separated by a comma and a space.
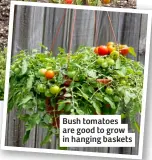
0, 0, 10, 49
0, 0, 136, 49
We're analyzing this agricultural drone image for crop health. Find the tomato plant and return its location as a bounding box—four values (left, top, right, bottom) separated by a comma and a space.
8, 44, 143, 146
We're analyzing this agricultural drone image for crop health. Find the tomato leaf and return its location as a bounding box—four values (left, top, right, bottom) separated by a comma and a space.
40, 131, 52, 146
104, 96, 116, 109
23, 130, 30, 144
21, 59, 28, 75
76, 108, 84, 115
58, 103, 65, 111
87, 70, 97, 78
64, 104, 72, 112
94, 93, 104, 102
129, 47, 136, 57
124, 90, 132, 105
27, 75, 34, 90
18, 95, 33, 106
92, 101, 101, 115
115, 58, 121, 69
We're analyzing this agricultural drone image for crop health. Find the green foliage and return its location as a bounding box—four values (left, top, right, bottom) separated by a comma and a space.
0, 48, 7, 100
8, 46, 143, 144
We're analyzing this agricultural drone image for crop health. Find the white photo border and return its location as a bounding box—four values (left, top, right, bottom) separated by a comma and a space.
1, 1, 152, 159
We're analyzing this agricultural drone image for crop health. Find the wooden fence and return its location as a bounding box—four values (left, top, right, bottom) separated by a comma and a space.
5, 5, 147, 155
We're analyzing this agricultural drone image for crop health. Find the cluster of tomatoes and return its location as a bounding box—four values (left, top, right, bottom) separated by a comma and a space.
94, 42, 130, 57
37, 69, 61, 96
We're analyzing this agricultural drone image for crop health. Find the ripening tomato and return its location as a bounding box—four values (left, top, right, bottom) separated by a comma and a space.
98, 45, 109, 56
102, 0, 111, 4
120, 47, 129, 56
94, 47, 99, 54
39, 68, 47, 76
50, 85, 60, 94
110, 51, 119, 60
45, 70, 55, 79
64, 79, 72, 87
107, 45, 116, 54
65, 0, 72, 4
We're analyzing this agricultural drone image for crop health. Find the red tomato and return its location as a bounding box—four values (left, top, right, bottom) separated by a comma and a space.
45, 70, 55, 79
65, 0, 72, 4
120, 47, 129, 56
98, 45, 109, 56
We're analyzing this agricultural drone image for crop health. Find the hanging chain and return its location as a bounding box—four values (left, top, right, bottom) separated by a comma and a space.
50, 9, 66, 52
106, 11, 118, 45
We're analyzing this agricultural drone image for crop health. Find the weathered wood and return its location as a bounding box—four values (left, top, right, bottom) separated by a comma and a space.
5, 6, 147, 155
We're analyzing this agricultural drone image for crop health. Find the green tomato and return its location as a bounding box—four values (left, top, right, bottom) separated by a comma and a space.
107, 58, 115, 66
37, 84, 46, 93
11, 64, 16, 71
45, 90, 52, 97
120, 80, 126, 85
67, 71, 76, 78
50, 85, 60, 94
110, 51, 119, 60
113, 96, 120, 102
14, 68, 20, 74
96, 57, 105, 65
105, 87, 113, 95
101, 61, 108, 68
